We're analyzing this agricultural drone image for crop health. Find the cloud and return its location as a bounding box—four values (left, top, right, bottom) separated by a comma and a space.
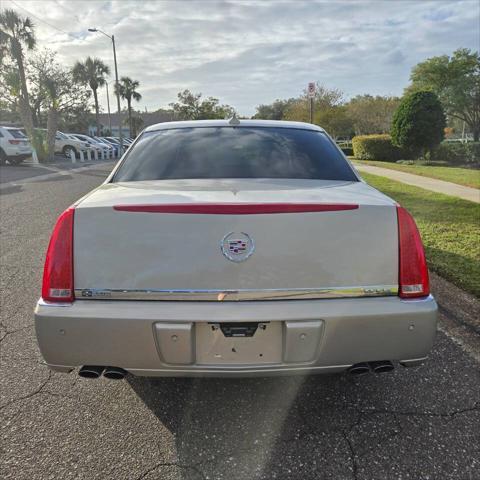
4, 0, 479, 115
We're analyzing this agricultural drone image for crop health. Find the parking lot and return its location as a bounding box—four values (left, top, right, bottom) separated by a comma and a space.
1, 163, 479, 480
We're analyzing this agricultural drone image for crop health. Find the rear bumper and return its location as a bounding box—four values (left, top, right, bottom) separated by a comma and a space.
7, 151, 32, 159
35, 295, 437, 377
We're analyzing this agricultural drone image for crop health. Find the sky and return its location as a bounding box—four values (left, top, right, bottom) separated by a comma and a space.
3, 0, 479, 116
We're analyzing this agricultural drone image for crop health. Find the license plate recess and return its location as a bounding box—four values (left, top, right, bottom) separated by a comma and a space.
195, 322, 282, 365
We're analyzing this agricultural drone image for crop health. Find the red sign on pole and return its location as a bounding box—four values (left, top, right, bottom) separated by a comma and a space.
308, 82, 316, 98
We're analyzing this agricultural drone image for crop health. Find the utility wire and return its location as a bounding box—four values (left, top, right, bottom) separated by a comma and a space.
9, 0, 79, 39
53, 0, 83, 25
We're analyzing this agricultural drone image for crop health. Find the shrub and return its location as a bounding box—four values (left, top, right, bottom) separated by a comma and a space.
433, 142, 480, 165
352, 134, 406, 161
31, 129, 48, 163
340, 146, 353, 156
391, 90, 446, 157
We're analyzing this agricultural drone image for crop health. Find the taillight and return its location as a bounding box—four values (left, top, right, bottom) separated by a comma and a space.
8, 139, 21, 145
397, 206, 429, 298
42, 207, 75, 302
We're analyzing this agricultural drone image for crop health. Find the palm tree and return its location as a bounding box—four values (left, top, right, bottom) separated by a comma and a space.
72, 57, 110, 135
0, 9, 36, 137
115, 76, 142, 136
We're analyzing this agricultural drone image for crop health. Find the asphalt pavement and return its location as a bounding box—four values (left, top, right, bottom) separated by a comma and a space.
0, 157, 115, 185
1, 164, 479, 480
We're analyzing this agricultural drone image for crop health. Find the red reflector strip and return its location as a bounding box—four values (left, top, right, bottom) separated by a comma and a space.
113, 203, 359, 214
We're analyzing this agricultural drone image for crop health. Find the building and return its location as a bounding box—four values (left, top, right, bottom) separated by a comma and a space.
89, 110, 175, 137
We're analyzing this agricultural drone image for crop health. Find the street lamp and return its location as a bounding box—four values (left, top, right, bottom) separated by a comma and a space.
88, 28, 123, 155
105, 81, 112, 134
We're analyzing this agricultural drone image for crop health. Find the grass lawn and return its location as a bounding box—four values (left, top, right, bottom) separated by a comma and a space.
354, 160, 480, 189
362, 172, 480, 297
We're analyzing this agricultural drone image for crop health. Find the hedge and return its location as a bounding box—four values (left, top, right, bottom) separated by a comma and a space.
433, 142, 480, 165
352, 134, 407, 161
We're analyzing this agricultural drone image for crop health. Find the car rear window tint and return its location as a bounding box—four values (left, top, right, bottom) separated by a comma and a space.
8, 129, 27, 139
113, 127, 357, 182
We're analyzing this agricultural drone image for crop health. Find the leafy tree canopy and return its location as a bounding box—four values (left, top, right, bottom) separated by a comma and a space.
169, 89, 235, 120
346, 95, 400, 135
407, 48, 480, 140
252, 98, 296, 120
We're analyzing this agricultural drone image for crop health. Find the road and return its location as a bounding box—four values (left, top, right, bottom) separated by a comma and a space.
1, 163, 479, 480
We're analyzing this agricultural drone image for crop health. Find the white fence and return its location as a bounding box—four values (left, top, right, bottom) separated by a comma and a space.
69, 148, 118, 163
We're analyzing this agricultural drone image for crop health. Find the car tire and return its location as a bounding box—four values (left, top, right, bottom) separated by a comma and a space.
0, 150, 7, 165
8, 156, 24, 166
63, 146, 77, 158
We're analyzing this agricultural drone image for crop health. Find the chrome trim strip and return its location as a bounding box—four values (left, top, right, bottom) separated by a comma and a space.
74, 285, 398, 301
37, 298, 73, 307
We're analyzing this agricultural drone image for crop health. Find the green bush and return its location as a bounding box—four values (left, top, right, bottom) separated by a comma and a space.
31, 129, 48, 163
391, 91, 446, 157
433, 142, 480, 165
352, 134, 406, 161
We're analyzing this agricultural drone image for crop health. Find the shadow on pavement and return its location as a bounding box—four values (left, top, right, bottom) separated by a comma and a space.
0, 184, 24, 195
126, 372, 372, 478
126, 332, 480, 479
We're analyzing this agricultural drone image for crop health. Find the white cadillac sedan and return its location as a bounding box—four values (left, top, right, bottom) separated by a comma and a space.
35, 120, 437, 380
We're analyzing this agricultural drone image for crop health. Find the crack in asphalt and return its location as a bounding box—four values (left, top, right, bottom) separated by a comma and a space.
337, 403, 480, 480
0, 324, 33, 345
0, 370, 53, 411
342, 412, 363, 480
135, 461, 209, 480
356, 404, 480, 420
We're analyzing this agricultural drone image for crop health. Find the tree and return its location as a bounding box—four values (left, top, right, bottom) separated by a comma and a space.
252, 98, 296, 120
283, 83, 344, 122
115, 76, 142, 136
0, 65, 22, 118
169, 90, 236, 120
391, 91, 446, 158
123, 113, 143, 136
72, 56, 110, 135
30, 50, 91, 161
408, 48, 480, 141
346, 95, 400, 135
0, 9, 36, 138
316, 106, 354, 139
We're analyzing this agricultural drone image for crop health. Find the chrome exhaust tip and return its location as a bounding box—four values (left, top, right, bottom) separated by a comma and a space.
348, 362, 370, 376
103, 366, 127, 380
369, 360, 394, 373
79, 365, 104, 379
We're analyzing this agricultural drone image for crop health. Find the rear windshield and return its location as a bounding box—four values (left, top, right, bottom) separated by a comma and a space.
8, 129, 27, 139
113, 127, 357, 182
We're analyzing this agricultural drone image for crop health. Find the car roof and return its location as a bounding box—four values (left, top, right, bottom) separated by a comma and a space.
144, 119, 325, 133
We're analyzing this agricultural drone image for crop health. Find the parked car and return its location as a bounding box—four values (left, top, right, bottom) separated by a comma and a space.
100, 137, 130, 155
94, 136, 118, 156
104, 136, 131, 149
35, 119, 437, 380
52, 131, 90, 157
70, 134, 111, 155
0, 126, 32, 165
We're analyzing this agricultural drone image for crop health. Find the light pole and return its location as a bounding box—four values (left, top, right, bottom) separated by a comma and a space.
88, 28, 123, 155
105, 82, 112, 134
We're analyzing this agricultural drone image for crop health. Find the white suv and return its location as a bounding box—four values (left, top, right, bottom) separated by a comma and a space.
0, 126, 32, 165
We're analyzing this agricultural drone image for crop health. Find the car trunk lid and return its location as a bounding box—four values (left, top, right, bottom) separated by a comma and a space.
73, 179, 398, 299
